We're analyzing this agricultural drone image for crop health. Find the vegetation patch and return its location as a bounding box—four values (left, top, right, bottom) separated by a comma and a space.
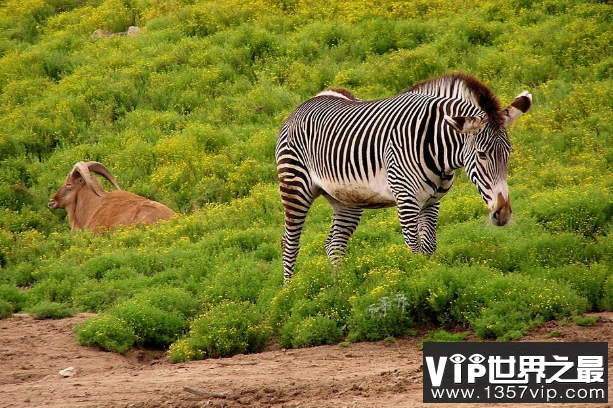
0, 299, 13, 319
420, 329, 469, 349
108, 302, 188, 348
25, 301, 75, 319
0, 0, 612, 360
168, 301, 271, 362
74, 315, 136, 354
572, 315, 598, 327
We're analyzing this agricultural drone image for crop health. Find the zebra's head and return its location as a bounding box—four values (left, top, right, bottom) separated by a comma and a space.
445, 91, 532, 227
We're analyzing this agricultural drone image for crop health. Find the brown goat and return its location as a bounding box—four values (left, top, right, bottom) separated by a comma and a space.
49, 161, 174, 232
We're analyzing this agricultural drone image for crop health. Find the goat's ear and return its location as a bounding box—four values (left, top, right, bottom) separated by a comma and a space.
68, 168, 80, 181
444, 115, 484, 133
503, 91, 532, 127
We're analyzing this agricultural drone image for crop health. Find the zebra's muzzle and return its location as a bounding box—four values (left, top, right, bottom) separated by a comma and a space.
490, 192, 512, 226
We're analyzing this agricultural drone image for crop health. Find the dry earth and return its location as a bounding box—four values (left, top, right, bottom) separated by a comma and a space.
1, 313, 612, 408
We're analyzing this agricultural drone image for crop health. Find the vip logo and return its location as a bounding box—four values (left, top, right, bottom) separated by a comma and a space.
426, 352, 604, 387
423, 343, 608, 404
426, 353, 488, 387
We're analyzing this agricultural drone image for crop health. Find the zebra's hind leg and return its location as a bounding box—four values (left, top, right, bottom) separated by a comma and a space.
417, 202, 440, 255
323, 198, 363, 265
279, 175, 317, 281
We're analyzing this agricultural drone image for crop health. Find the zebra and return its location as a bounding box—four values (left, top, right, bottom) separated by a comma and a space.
275, 73, 532, 280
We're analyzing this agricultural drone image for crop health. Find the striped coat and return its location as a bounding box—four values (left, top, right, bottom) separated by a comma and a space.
276, 73, 532, 279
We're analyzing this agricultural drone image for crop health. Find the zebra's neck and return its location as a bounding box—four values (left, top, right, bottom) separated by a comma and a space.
439, 131, 467, 176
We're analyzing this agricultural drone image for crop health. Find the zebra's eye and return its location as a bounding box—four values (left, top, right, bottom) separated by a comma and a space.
477, 151, 487, 160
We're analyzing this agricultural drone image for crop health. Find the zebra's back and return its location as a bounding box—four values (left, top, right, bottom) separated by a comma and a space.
277, 91, 441, 207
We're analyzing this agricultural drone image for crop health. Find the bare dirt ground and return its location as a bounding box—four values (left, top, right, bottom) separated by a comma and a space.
1, 313, 612, 408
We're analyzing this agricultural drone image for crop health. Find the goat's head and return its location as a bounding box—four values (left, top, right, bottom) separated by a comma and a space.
48, 161, 121, 210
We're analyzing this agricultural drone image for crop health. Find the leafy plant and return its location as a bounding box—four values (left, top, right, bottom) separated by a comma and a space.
73, 315, 136, 354
26, 301, 75, 319
572, 315, 598, 327
0, 284, 27, 312
109, 302, 188, 348
348, 293, 416, 342
290, 314, 344, 348
130, 287, 200, 319
547, 330, 561, 338
0, 299, 13, 319
168, 301, 271, 362
420, 329, 469, 349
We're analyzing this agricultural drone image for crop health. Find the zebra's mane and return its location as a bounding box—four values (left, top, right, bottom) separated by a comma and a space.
407, 73, 504, 127
317, 87, 360, 101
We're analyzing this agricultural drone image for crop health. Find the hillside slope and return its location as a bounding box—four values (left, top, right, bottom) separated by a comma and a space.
0, 0, 612, 359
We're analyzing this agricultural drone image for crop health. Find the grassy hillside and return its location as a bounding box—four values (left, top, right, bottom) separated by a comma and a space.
1, 0, 612, 359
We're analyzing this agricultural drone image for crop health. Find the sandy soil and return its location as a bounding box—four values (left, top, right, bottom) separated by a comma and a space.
1, 313, 612, 408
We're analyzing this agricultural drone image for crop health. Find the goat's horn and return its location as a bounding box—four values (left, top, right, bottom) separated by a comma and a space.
85, 161, 121, 191
72, 161, 104, 197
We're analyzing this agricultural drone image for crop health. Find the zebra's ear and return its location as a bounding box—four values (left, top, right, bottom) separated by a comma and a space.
444, 115, 483, 134
503, 91, 532, 127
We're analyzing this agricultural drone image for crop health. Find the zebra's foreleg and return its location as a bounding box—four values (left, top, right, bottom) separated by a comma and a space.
324, 204, 363, 264
279, 178, 316, 281
417, 202, 440, 255
396, 197, 422, 254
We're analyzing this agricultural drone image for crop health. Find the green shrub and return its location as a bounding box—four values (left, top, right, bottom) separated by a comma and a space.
80, 256, 127, 280
131, 287, 200, 319
460, 275, 589, 340
72, 277, 148, 312
0, 299, 13, 319
528, 264, 611, 311
0, 284, 27, 312
197, 256, 272, 306
437, 218, 597, 271
600, 273, 613, 310
74, 315, 136, 354
348, 293, 415, 342
403, 265, 498, 324
26, 266, 85, 305
437, 182, 488, 226
26, 301, 75, 319
289, 315, 344, 348
420, 329, 469, 349
109, 302, 188, 348
167, 337, 203, 362
168, 301, 271, 362
530, 188, 613, 237
473, 304, 536, 341
573, 315, 598, 327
